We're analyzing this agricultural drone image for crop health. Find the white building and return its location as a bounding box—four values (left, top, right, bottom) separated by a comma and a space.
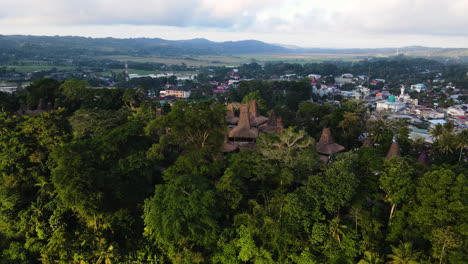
341, 73, 353, 78
128, 73, 197, 81
228, 79, 240, 86
446, 106, 465, 117
410, 83, 427, 93
0, 87, 18, 93
428, 119, 447, 128
376, 96, 406, 112
335, 77, 354, 85
308, 74, 321, 79
160, 88, 191, 99
415, 108, 445, 119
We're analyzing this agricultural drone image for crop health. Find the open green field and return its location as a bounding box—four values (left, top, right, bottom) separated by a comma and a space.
99, 53, 370, 67
100, 69, 164, 76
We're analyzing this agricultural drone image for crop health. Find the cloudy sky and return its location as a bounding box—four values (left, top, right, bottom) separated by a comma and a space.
1, 0, 467, 48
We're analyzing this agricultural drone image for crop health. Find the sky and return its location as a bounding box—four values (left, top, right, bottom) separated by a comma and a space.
1, 0, 468, 48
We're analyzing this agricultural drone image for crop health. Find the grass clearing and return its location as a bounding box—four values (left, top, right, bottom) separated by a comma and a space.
99, 53, 369, 66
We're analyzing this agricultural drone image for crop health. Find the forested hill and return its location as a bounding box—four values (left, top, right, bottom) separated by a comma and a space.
1, 35, 468, 59
0, 35, 290, 57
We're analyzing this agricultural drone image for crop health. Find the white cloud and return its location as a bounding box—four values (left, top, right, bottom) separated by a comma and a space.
0, 0, 467, 47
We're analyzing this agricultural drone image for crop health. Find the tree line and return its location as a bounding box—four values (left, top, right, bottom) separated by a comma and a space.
0, 78, 466, 263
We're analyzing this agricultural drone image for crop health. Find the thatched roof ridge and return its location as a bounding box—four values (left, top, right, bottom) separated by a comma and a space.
275, 116, 284, 134
226, 104, 239, 124
316, 128, 344, 155
318, 128, 334, 145
266, 110, 277, 126
248, 100, 268, 127
228, 104, 258, 139
248, 100, 259, 120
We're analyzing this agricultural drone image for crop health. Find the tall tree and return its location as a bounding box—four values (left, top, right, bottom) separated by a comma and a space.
455, 129, 468, 161
146, 100, 226, 161
379, 157, 415, 221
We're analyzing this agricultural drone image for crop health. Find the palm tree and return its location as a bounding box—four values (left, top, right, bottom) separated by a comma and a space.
328, 217, 347, 244
443, 122, 454, 134
358, 251, 383, 264
455, 129, 468, 161
387, 242, 421, 264
339, 111, 365, 138
436, 134, 455, 154
429, 124, 444, 141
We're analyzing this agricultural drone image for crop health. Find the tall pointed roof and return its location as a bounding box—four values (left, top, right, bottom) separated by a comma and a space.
316, 128, 345, 155
228, 104, 258, 139
267, 110, 277, 126
385, 141, 401, 160
248, 100, 259, 121
226, 104, 239, 124
248, 100, 268, 127
259, 110, 277, 133
275, 116, 284, 134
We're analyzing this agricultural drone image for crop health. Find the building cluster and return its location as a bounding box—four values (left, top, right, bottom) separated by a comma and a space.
223, 100, 284, 152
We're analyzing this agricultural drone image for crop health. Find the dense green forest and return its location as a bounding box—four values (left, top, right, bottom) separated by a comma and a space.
0, 78, 467, 263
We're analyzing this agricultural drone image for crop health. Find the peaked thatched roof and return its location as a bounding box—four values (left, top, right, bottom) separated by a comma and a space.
248, 100, 268, 127
225, 104, 239, 125
266, 110, 277, 126
316, 128, 345, 155
385, 141, 401, 160
275, 116, 284, 134
259, 110, 277, 133
248, 100, 259, 120
228, 104, 258, 139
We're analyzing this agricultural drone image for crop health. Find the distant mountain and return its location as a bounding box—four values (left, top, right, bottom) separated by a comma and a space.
0, 35, 467, 60
287, 45, 467, 55
0, 35, 290, 58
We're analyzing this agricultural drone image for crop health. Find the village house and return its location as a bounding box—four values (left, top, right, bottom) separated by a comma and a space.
410, 83, 427, 93
159, 86, 191, 99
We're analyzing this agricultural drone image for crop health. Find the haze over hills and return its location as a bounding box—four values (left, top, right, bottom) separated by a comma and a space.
1, 35, 468, 59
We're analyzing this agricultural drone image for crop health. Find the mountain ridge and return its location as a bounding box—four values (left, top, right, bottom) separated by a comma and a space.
0, 35, 467, 58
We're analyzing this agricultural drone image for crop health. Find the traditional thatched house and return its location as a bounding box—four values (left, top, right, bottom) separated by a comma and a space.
228, 104, 258, 140
316, 128, 345, 156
